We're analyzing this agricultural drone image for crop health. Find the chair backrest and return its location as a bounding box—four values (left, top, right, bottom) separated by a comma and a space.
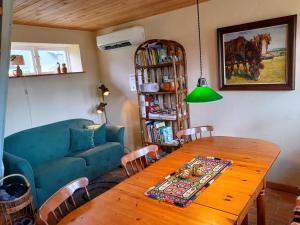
176, 126, 214, 143
38, 177, 90, 225
121, 145, 158, 177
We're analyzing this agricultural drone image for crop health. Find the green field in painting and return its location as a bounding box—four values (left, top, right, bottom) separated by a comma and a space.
225, 56, 286, 84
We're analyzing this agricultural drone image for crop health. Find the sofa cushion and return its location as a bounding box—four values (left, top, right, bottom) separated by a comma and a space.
4, 119, 94, 166
86, 124, 106, 145
69, 142, 122, 167
70, 128, 94, 152
33, 157, 87, 191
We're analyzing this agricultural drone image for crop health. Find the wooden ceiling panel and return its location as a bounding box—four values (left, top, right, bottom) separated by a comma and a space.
13, 0, 207, 31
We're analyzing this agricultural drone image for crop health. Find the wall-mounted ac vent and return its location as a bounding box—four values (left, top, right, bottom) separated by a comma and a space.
96, 26, 145, 51
103, 41, 132, 50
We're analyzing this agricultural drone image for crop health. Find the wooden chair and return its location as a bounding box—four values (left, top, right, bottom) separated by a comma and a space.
176, 126, 214, 144
290, 188, 300, 225
37, 177, 91, 225
121, 145, 158, 177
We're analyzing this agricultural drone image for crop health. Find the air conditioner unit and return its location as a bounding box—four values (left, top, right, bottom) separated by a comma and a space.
96, 26, 145, 51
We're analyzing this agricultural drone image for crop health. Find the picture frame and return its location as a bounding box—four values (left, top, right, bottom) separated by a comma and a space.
217, 15, 297, 90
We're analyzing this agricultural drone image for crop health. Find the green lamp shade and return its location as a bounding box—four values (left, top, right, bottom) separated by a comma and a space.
185, 78, 223, 103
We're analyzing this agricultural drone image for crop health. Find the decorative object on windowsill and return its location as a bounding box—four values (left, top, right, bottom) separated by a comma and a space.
10, 55, 24, 77
62, 63, 68, 74
57, 62, 61, 74
185, 0, 223, 103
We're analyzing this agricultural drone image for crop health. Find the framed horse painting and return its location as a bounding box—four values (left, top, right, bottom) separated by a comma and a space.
217, 15, 296, 90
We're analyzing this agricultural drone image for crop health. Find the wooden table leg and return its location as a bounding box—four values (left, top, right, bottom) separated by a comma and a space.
257, 189, 266, 225
241, 215, 248, 225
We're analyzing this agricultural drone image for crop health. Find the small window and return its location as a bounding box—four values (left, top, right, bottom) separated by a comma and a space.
37, 48, 69, 74
10, 48, 36, 75
9, 43, 83, 77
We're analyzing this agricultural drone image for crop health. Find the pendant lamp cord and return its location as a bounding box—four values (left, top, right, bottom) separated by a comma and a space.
196, 0, 203, 79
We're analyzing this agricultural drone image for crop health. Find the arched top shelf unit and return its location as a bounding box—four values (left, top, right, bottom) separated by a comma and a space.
134, 39, 190, 149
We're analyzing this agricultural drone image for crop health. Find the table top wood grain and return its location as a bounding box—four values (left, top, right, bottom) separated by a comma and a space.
58, 136, 280, 225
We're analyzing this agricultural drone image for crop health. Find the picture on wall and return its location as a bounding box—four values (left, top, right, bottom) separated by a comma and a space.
217, 15, 296, 90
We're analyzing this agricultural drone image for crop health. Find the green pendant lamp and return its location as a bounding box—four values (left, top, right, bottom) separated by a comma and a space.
185, 78, 223, 103
185, 0, 223, 103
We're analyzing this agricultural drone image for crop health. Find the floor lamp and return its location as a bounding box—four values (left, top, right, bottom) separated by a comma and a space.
96, 84, 110, 123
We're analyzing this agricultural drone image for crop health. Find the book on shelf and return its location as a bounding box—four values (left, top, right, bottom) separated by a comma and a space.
144, 121, 174, 144
160, 127, 173, 144
136, 45, 170, 66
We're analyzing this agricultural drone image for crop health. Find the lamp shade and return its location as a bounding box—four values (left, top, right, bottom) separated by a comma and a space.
10, 55, 25, 65
185, 78, 223, 103
99, 84, 110, 96
96, 102, 107, 114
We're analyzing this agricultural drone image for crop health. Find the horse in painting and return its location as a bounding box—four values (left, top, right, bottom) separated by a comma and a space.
225, 33, 271, 81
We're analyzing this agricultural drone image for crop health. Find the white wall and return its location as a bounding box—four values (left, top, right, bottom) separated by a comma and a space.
5, 25, 102, 136
97, 0, 300, 186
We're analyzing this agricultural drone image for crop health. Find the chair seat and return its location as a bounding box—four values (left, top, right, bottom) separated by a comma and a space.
33, 157, 87, 190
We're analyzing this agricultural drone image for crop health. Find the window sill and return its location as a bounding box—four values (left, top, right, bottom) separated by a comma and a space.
8, 71, 85, 78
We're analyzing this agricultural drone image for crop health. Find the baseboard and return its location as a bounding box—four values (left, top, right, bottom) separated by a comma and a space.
266, 181, 299, 194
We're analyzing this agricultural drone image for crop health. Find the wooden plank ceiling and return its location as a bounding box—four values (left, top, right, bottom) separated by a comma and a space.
13, 0, 206, 31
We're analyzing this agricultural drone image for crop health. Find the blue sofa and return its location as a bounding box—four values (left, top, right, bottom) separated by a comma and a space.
3, 119, 125, 207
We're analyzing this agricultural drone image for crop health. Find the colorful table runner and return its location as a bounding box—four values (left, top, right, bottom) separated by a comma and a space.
145, 156, 232, 207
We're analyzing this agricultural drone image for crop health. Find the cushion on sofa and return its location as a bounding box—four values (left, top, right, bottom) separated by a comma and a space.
69, 142, 123, 180
33, 157, 87, 190
69, 142, 122, 166
70, 128, 94, 152
86, 124, 106, 145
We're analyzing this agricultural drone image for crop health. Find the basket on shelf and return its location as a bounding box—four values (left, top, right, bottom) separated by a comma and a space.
0, 174, 35, 225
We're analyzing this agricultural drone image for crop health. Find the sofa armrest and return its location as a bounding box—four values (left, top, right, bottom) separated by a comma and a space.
106, 125, 125, 147
3, 152, 37, 206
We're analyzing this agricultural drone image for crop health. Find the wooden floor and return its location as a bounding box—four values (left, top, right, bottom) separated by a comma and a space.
248, 188, 296, 225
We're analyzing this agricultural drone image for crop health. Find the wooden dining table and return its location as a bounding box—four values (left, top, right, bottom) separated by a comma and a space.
58, 136, 280, 225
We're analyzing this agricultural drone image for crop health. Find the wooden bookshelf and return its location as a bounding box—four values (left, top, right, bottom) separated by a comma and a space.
134, 39, 190, 149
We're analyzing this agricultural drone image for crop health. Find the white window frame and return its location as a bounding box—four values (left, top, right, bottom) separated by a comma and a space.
35, 47, 72, 74
10, 44, 72, 75
10, 46, 38, 75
